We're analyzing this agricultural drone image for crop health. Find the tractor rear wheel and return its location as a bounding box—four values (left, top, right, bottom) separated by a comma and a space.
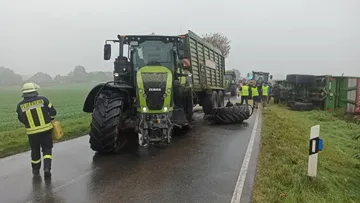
217, 91, 225, 107
185, 89, 194, 122
89, 90, 128, 153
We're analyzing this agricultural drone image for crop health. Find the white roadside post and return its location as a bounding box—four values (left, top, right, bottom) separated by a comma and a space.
308, 125, 323, 177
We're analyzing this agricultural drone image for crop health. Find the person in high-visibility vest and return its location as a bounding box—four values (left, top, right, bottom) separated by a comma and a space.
251, 84, 260, 109
16, 82, 57, 178
262, 82, 269, 109
240, 82, 250, 104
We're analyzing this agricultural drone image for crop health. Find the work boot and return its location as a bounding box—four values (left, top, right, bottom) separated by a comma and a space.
44, 168, 51, 179
32, 169, 40, 176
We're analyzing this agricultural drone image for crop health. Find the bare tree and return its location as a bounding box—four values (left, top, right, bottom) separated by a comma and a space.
203, 33, 231, 58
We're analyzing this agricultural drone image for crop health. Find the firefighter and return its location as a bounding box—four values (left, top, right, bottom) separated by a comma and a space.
16, 82, 57, 178
262, 82, 269, 109
251, 84, 260, 109
240, 82, 249, 104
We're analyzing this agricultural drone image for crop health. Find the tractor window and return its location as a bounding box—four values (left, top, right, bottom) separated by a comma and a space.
254, 75, 267, 83
225, 75, 232, 80
132, 40, 175, 71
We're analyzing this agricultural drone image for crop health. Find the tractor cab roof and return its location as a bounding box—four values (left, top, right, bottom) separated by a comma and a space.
107, 35, 183, 45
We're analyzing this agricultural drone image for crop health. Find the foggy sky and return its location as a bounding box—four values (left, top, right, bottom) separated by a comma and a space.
1, 0, 359, 79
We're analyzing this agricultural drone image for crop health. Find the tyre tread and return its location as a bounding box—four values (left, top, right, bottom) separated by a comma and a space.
89, 90, 127, 153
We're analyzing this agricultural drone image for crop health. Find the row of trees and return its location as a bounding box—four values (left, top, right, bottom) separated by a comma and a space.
0, 66, 113, 86
1, 33, 231, 86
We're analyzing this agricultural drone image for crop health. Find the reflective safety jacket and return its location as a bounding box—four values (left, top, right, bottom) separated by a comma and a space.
241, 85, 249, 96
262, 85, 269, 96
16, 96, 57, 135
251, 87, 259, 97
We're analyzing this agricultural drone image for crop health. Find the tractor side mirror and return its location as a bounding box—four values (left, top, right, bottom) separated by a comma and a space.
270, 75, 273, 79
104, 44, 111, 60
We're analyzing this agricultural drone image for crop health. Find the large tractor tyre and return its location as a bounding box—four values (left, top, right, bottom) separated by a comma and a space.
287, 74, 316, 85
89, 90, 128, 154
203, 91, 218, 114
230, 85, 238, 96
286, 74, 297, 83
204, 106, 251, 124
217, 91, 225, 107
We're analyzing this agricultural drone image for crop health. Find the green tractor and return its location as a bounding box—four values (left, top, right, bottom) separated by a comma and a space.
224, 69, 240, 96
246, 71, 273, 86
82, 34, 194, 152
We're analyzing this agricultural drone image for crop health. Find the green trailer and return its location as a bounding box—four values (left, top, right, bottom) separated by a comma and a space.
277, 74, 360, 113
181, 30, 226, 112
316, 75, 360, 114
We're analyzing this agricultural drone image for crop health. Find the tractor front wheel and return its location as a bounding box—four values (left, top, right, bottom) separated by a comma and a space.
89, 90, 129, 153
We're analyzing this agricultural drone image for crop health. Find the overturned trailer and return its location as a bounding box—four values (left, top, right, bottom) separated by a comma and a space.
277, 74, 360, 114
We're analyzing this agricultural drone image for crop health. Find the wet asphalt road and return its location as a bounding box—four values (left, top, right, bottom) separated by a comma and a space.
0, 99, 262, 203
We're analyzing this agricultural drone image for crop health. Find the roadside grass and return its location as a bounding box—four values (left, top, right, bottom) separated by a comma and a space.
0, 83, 97, 158
253, 105, 360, 203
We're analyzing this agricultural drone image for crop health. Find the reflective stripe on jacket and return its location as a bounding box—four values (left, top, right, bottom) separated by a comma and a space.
16, 96, 57, 135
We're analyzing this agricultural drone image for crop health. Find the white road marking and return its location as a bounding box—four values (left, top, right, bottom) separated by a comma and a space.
230, 109, 260, 203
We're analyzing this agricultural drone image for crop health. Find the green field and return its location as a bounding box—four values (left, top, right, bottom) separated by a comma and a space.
0, 83, 97, 158
253, 105, 360, 203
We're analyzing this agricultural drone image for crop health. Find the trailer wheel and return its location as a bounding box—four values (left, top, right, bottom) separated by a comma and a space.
89, 90, 129, 153
203, 91, 218, 114
230, 85, 237, 96
286, 74, 297, 82
287, 74, 316, 85
217, 91, 225, 107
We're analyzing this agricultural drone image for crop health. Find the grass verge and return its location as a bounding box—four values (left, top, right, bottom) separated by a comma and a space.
253, 105, 360, 203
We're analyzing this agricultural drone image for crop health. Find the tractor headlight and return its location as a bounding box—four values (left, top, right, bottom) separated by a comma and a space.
163, 107, 168, 112
139, 88, 143, 93
142, 107, 148, 112
167, 88, 171, 93
114, 72, 119, 77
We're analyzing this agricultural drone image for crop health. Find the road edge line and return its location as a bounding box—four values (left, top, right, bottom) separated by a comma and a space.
230, 109, 260, 203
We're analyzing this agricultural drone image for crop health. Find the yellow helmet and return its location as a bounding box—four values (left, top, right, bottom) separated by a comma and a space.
22, 82, 40, 94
